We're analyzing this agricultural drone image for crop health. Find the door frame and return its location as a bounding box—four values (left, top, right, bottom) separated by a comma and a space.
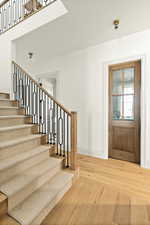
108, 60, 141, 163
102, 54, 147, 168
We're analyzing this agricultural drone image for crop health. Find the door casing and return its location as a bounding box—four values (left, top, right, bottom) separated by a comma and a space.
102, 55, 147, 168
108, 60, 141, 163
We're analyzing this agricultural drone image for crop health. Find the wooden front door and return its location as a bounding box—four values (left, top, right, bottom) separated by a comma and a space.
109, 61, 141, 163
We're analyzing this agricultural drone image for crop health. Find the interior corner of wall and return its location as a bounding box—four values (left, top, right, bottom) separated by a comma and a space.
78, 146, 108, 160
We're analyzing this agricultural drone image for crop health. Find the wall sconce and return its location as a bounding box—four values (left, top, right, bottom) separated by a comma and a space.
113, 20, 120, 29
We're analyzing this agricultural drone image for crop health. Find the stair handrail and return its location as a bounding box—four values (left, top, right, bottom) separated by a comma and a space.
0, 0, 9, 8
12, 61, 72, 116
12, 61, 78, 170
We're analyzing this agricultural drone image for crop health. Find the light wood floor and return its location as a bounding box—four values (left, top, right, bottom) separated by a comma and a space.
1, 155, 150, 225
41, 154, 150, 225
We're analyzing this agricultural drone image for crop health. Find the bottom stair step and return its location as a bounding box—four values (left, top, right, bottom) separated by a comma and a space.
0, 157, 63, 211
9, 171, 74, 225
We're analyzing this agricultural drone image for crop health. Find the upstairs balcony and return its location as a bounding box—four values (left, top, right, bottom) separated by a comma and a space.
0, 0, 56, 34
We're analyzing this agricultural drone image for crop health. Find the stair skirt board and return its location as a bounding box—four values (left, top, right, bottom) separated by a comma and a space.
0, 93, 74, 225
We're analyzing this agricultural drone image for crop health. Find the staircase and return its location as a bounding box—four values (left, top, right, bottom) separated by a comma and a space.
0, 86, 77, 224
0, 1, 78, 223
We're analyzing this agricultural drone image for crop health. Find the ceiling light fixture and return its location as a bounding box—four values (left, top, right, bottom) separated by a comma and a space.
113, 19, 120, 29
28, 52, 34, 59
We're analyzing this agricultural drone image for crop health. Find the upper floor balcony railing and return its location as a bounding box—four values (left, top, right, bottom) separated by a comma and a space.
0, 0, 56, 34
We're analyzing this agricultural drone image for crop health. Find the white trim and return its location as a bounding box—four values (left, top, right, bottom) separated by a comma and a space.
102, 54, 147, 168
78, 147, 107, 159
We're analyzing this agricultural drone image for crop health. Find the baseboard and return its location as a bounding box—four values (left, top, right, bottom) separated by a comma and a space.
78, 147, 108, 160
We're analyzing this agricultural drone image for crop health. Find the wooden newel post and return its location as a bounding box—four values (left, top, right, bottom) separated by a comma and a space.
71, 111, 77, 170
32, 0, 37, 11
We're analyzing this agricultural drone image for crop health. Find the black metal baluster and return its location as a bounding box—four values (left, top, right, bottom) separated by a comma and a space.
20, 72, 24, 107
35, 85, 38, 124
28, 79, 31, 115
13, 63, 17, 100
16, 64, 18, 100
33, 82, 36, 123
52, 101, 54, 144
63, 111, 66, 157
24, 74, 27, 110
47, 97, 50, 143
37, 86, 39, 124
59, 108, 63, 156
39, 88, 42, 133
43, 92, 46, 134
44, 92, 46, 134
41, 91, 44, 133
56, 105, 59, 155
53, 102, 56, 145
26, 77, 29, 115
12, 62, 71, 168
66, 114, 69, 167
18, 67, 21, 103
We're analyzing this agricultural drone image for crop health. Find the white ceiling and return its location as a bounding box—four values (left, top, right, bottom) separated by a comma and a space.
15, 0, 150, 61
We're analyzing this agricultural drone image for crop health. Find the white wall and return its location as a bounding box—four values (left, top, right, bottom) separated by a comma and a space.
16, 28, 150, 168
0, 0, 67, 93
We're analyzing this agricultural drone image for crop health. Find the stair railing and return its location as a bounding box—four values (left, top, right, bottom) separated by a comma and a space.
12, 61, 77, 169
0, 0, 57, 35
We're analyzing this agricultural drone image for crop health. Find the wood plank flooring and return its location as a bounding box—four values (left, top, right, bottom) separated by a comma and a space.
42, 154, 150, 225
1, 154, 150, 225
0, 215, 20, 225
0, 193, 7, 218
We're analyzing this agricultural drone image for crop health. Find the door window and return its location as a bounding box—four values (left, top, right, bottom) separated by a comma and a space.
112, 68, 134, 120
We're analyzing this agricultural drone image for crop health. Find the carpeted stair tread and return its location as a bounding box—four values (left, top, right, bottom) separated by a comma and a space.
0, 106, 19, 109
0, 99, 15, 102
0, 115, 30, 119
0, 145, 50, 172
10, 171, 73, 225
0, 134, 43, 149
0, 124, 34, 132
0, 157, 62, 197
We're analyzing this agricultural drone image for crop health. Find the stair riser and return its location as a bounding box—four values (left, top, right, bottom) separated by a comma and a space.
0, 136, 44, 160
0, 117, 32, 127
0, 108, 25, 116
0, 150, 49, 185
31, 180, 73, 225
0, 94, 9, 100
0, 126, 39, 142
8, 164, 62, 211
0, 100, 18, 107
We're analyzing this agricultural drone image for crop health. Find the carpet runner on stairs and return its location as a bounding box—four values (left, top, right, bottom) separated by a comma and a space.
0, 93, 74, 225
